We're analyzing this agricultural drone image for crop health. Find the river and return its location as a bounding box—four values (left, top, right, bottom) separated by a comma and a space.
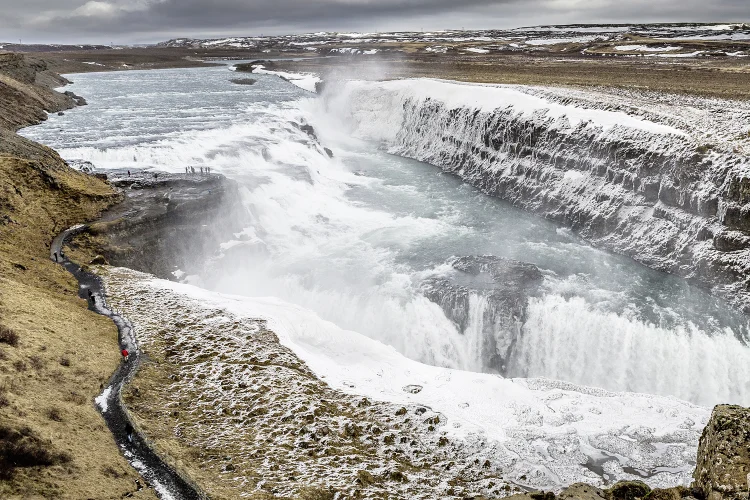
22, 64, 750, 408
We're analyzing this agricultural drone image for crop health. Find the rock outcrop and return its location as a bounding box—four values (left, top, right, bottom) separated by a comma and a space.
70, 170, 248, 280
0, 52, 77, 132
421, 255, 543, 373
338, 80, 750, 312
694, 405, 750, 500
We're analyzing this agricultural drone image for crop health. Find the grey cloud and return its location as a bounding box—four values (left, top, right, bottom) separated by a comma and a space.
1, 0, 748, 44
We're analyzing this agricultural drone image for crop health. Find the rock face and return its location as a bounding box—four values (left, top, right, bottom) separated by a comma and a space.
694, 404, 750, 500
338, 81, 750, 312
74, 170, 248, 280
421, 255, 543, 373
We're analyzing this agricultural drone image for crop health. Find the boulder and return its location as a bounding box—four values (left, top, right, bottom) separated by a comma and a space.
693, 404, 750, 500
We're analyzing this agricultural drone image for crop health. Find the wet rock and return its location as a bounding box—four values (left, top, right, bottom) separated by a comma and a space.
63, 91, 87, 106
421, 255, 542, 374
229, 78, 257, 85
383, 92, 750, 310
89, 254, 108, 265
694, 404, 750, 500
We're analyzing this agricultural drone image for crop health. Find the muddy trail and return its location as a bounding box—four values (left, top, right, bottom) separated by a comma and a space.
51, 225, 204, 500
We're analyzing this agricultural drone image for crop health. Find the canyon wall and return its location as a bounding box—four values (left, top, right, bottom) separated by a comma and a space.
330, 79, 750, 312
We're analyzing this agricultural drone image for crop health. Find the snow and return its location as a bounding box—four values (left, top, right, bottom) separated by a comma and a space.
525, 35, 605, 45
614, 45, 680, 52
465, 47, 490, 54
95, 386, 112, 412
251, 64, 320, 93
109, 270, 708, 490
336, 79, 687, 138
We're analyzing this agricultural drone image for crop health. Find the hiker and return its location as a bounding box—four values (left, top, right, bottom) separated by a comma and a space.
185, 166, 189, 174
53, 251, 58, 262
87, 289, 96, 305
153, 172, 159, 180
121, 348, 129, 362
207, 167, 211, 175
200, 166, 204, 175
127, 170, 131, 177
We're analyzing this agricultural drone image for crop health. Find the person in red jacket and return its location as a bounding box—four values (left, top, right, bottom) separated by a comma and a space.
121, 348, 129, 362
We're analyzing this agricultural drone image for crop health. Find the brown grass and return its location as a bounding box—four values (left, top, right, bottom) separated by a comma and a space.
0, 325, 19, 346
0, 144, 156, 497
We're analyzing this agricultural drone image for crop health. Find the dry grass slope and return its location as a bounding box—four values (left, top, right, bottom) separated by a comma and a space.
0, 52, 158, 499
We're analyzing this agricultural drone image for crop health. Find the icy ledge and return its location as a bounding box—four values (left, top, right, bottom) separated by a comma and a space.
325, 79, 750, 311
104, 267, 707, 494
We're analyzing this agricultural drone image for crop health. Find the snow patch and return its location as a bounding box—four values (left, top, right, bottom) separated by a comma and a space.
251, 65, 320, 93
95, 386, 112, 412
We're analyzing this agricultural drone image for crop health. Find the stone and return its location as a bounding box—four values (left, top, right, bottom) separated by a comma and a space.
606, 481, 651, 500
693, 404, 750, 500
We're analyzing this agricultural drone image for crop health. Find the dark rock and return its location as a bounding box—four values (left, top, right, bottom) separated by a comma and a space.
63, 91, 87, 106
57, 111, 64, 116
693, 404, 750, 500
324, 147, 334, 158
83, 171, 249, 281
713, 231, 750, 252
89, 254, 108, 265
421, 256, 542, 374
229, 78, 257, 86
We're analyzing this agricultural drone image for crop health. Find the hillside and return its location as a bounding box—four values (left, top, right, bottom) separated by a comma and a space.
0, 51, 156, 499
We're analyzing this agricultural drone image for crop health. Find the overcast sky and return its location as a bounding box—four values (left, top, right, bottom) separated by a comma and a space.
1, 0, 748, 44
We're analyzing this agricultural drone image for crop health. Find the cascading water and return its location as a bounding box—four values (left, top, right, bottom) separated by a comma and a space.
21, 66, 750, 408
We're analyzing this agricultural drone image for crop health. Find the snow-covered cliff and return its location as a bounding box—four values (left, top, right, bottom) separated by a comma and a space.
326, 79, 750, 311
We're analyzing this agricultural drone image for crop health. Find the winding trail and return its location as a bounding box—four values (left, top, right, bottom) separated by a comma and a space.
51, 225, 203, 500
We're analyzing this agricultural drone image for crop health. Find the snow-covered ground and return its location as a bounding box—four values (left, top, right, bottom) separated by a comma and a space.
104, 267, 709, 493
